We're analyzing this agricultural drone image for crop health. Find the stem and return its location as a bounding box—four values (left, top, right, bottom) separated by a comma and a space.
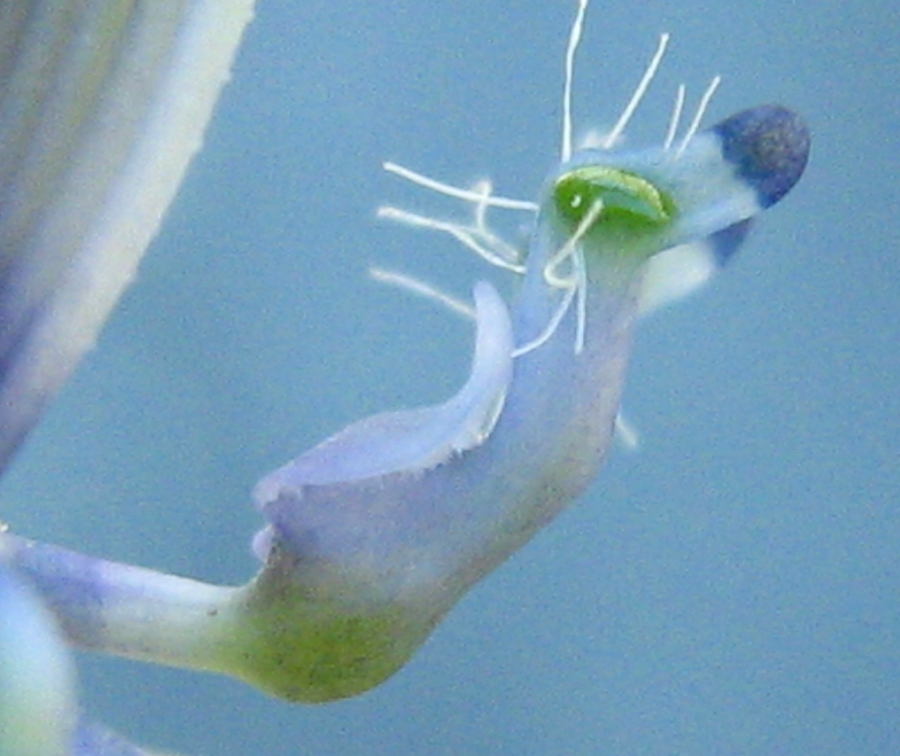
0, 532, 247, 678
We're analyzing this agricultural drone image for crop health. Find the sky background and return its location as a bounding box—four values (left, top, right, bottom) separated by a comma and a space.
3, 0, 900, 754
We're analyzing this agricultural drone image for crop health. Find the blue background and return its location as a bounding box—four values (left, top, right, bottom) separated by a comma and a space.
4, 0, 899, 754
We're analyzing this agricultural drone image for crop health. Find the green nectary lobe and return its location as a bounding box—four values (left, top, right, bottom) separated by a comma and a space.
553, 165, 675, 233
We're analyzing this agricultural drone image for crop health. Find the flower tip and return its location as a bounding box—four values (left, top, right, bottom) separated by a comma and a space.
714, 105, 810, 208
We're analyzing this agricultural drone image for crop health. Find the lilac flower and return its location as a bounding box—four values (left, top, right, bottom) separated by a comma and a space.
0, 0, 809, 751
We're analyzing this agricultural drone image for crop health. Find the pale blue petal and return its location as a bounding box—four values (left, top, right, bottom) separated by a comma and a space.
639, 219, 753, 314
0, 562, 76, 756
0, 1, 255, 470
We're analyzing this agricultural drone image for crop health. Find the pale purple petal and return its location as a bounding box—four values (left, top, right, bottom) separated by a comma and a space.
254, 280, 513, 492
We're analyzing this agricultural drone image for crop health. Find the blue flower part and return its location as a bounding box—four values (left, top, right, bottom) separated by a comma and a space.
714, 105, 811, 208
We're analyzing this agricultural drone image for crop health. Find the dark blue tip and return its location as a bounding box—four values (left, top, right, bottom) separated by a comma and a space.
714, 105, 810, 208
709, 218, 753, 267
